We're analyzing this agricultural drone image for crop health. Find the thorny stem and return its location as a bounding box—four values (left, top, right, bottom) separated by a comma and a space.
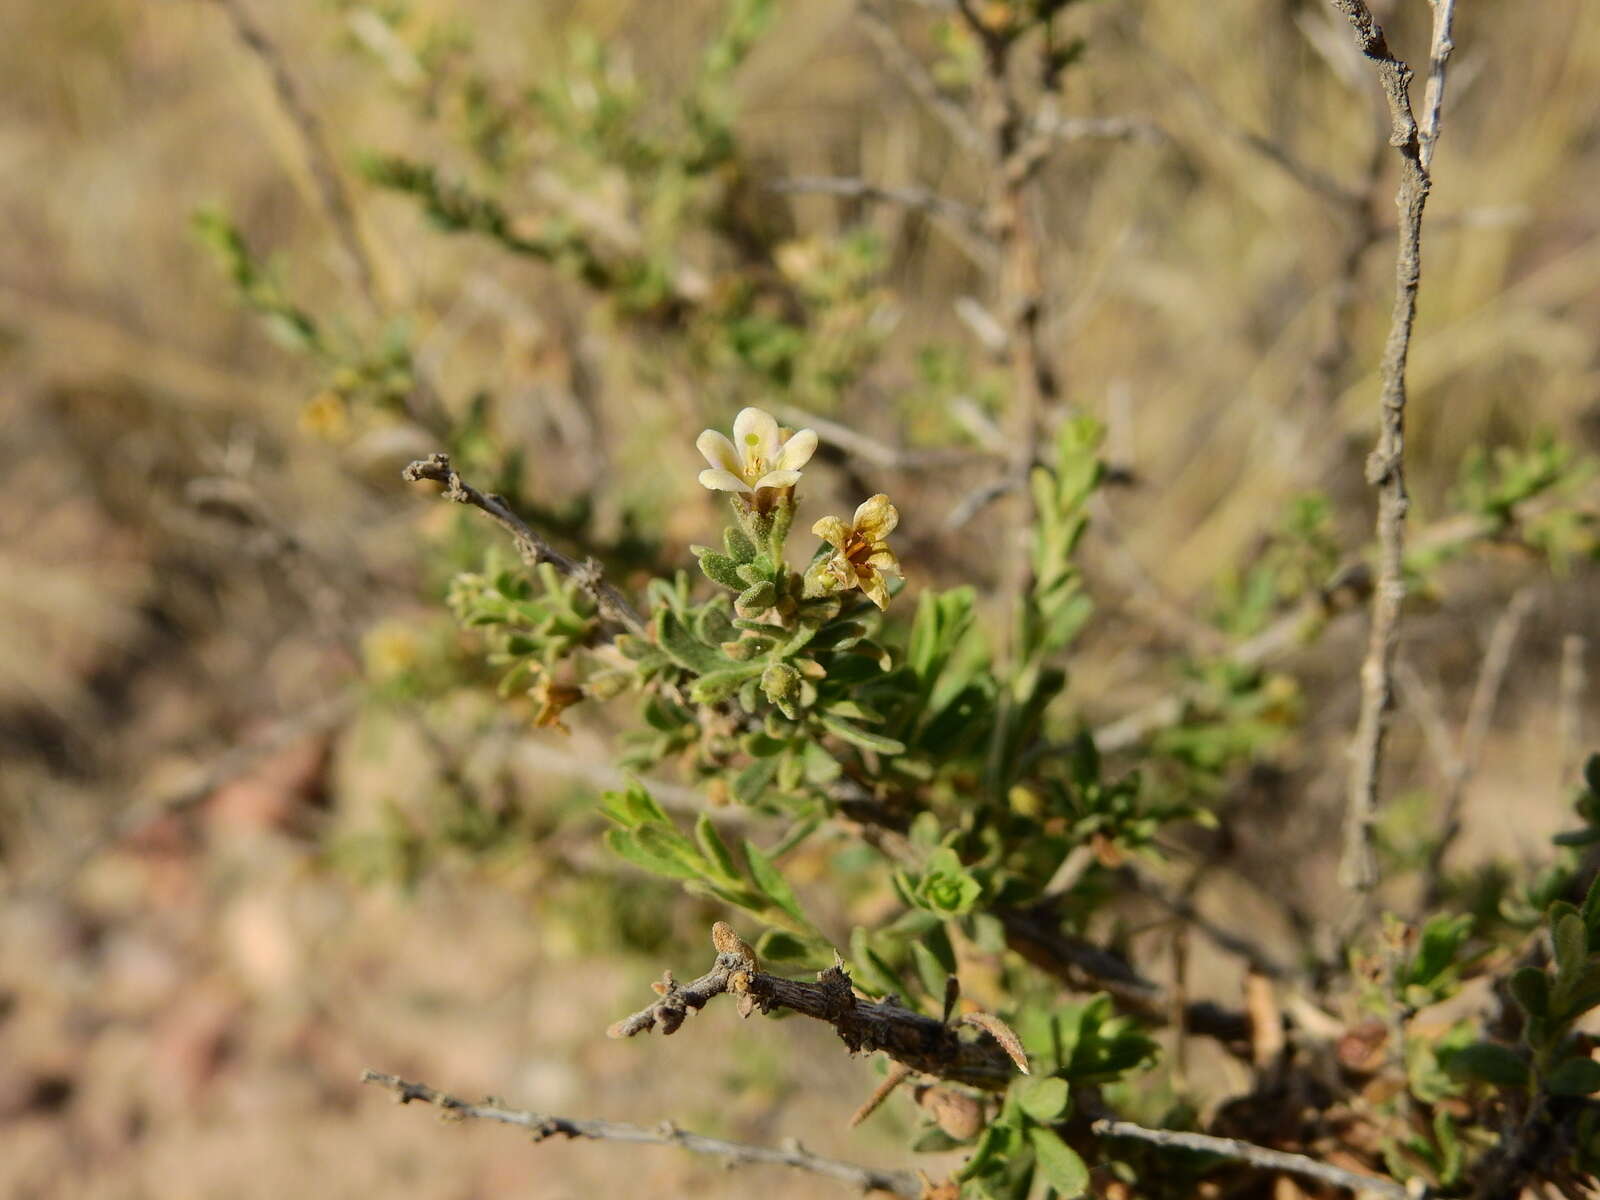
1331, 0, 1454, 894
608, 924, 1026, 1091
359, 1070, 922, 1199
402, 454, 648, 639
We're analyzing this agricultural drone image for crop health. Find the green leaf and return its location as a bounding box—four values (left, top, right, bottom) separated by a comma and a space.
1028, 1127, 1089, 1197
849, 926, 908, 999
956, 1123, 1011, 1182
1585, 752, 1600, 798
819, 714, 906, 755
1553, 828, 1600, 847
744, 838, 806, 924
689, 663, 764, 704
634, 824, 708, 877
756, 928, 827, 967
1555, 912, 1588, 986
733, 756, 778, 804
1433, 1110, 1463, 1186
910, 1128, 965, 1153
916, 848, 983, 916
1510, 967, 1550, 1019
1443, 1041, 1529, 1088
1582, 872, 1600, 936
1409, 913, 1473, 987
657, 608, 723, 674
736, 580, 777, 612
678, 876, 758, 909
910, 940, 950, 1001
695, 548, 746, 591
598, 781, 669, 828
1547, 1056, 1600, 1096
1560, 962, 1600, 1020
924, 921, 958, 976
802, 740, 841, 784
724, 524, 756, 562
694, 814, 742, 885
605, 828, 700, 881
768, 815, 822, 859
1015, 1076, 1071, 1122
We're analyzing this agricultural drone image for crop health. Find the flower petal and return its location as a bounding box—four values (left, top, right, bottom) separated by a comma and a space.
732, 407, 781, 472
696, 429, 741, 474
812, 515, 851, 549
699, 468, 752, 493
858, 568, 891, 610
753, 469, 802, 491
774, 427, 818, 471
852, 494, 899, 541
864, 547, 901, 576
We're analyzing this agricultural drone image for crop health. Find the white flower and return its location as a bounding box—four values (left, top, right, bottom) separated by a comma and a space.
696, 407, 819, 495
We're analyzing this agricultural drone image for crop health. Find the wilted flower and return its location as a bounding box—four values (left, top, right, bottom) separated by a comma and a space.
697, 407, 818, 497
808, 493, 901, 610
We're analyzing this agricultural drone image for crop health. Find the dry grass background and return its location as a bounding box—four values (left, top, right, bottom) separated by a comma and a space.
3, 0, 1600, 1196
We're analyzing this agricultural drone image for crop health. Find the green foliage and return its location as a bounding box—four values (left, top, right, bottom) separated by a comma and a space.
196, 5, 1600, 1197
601, 778, 828, 952
1210, 493, 1340, 638
1418, 434, 1599, 573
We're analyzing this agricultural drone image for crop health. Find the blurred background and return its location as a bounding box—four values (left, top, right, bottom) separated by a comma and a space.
3, 0, 1598, 1195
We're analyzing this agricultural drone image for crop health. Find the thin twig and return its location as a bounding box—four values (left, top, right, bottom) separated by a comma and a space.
1028, 112, 1167, 147
1135, 31, 1360, 209
359, 1070, 921, 1198
1418, 0, 1459, 173
1118, 867, 1295, 984
1334, 0, 1448, 894
204, 0, 456, 438
204, 0, 381, 318
997, 907, 1251, 1046
968, 15, 1058, 668
402, 454, 647, 638
1558, 633, 1588, 785
855, 3, 985, 155
1458, 589, 1535, 790
1087, 496, 1229, 656
1294, 132, 1388, 466
1091, 1118, 1410, 1199
770, 405, 995, 472
1092, 477, 1591, 758
609, 923, 1023, 1091
943, 476, 1017, 532
1410, 588, 1537, 907
768, 176, 996, 268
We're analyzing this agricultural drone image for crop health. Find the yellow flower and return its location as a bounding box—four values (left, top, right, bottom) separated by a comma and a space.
696, 406, 819, 496
809, 494, 901, 610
